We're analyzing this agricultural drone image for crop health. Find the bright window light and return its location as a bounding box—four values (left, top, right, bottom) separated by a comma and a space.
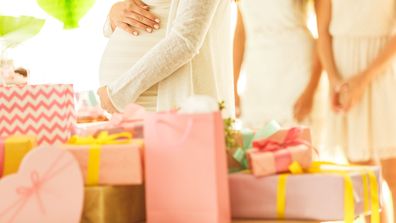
0, 0, 118, 92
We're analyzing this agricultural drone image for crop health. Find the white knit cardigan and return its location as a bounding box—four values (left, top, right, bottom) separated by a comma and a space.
104, 0, 235, 116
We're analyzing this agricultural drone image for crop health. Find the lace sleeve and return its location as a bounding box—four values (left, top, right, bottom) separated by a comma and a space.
107, 0, 221, 109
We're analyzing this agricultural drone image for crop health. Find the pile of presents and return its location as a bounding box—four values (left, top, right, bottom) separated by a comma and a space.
0, 84, 382, 223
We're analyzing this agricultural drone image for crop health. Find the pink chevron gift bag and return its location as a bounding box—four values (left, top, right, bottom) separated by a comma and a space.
144, 112, 231, 223
0, 84, 75, 145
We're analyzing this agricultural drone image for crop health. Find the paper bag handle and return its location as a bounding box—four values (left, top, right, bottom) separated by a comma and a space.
154, 117, 194, 148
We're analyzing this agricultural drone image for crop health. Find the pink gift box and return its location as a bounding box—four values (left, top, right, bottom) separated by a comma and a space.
0, 146, 84, 223
247, 145, 312, 177
0, 84, 75, 145
62, 140, 143, 185
247, 128, 312, 177
229, 166, 381, 221
74, 104, 144, 138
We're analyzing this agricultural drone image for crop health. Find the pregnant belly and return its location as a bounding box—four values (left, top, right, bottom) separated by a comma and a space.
99, 4, 168, 86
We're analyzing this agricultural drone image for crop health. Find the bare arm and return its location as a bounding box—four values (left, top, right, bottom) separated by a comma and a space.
306, 40, 322, 94
316, 0, 340, 85
293, 39, 323, 122
233, 5, 246, 113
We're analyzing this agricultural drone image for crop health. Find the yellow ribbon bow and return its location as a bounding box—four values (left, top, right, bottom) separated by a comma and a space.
276, 161, 380, 223
68, 131, 132, 185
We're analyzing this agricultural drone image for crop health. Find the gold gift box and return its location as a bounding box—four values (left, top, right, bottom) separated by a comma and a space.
1, 135, 37, 176
82, 185, 145, 223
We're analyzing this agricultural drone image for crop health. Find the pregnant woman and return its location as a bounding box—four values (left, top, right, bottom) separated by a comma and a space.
234, 0, 321, 128
98, 0, 235, 116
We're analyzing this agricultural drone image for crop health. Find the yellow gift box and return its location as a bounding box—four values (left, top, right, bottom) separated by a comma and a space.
81, 185, 145, 223
0, 135, 37, 177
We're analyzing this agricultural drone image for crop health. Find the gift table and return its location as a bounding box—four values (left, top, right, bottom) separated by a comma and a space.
232, 220, 342, 223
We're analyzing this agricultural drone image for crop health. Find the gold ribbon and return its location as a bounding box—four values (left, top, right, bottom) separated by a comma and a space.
276, 174, 288, 219
68, 131, 132, 185
277, 161, 379, 223
368, 170, 380, 223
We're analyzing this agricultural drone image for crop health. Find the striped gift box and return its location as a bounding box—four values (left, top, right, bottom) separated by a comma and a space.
0, 84, 75, 145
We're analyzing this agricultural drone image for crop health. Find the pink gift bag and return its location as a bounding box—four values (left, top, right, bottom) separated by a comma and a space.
144, 112, 231, 223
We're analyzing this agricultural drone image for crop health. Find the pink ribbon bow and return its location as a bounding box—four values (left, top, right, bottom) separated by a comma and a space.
252, 128, 310, 152
109, 104, 145, 127
0, 152, 74, 223
16, 171, 46, 214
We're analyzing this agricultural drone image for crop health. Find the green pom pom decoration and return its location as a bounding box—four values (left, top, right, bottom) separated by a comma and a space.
0, 16, 45, 49
37, 0, 96, 29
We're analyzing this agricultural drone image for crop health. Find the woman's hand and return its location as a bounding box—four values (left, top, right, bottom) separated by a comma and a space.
328, 76, 344, 113
339, 73, 370, 112
97, 86, 118, 114
109, 0, 160, 36
293, 87, 315, 122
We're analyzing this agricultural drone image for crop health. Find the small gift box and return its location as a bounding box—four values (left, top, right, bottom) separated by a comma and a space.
0, 84, 75, 145
0, 135, 37, 177
247, 127, 312, 177
62, 132, 143, 186
230, 121, 282, 170
229, 163, 381, 223
82, 185, 145, 223
75, 104, 144, 138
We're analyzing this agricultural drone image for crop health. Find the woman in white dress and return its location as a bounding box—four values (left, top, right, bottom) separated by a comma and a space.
97, 0, 235, 116
317, 0, 396, 221
234, 0, 321, 128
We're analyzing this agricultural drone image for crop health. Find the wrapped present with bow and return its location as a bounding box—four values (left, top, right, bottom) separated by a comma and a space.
246, 126, 312, 177
81, 185, 145, 223
75, 104, 144, 138
0, 135, 37, 178
62, 131, 143, 186
0, 146, 84, 223
229, 162, 381, 223
230, 121, 282, 171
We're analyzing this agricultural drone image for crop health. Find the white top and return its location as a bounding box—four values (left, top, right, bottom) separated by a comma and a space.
240, 0, 308, 41
100, 0, 170, 111
239, 0, 313, 127
100, 0, 234, 116
330, 0, 396, 37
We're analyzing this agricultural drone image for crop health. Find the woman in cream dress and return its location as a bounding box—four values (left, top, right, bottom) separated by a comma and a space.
317, 0, 396, 221
235, 0, 320, 128
98, 0, 235, 116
